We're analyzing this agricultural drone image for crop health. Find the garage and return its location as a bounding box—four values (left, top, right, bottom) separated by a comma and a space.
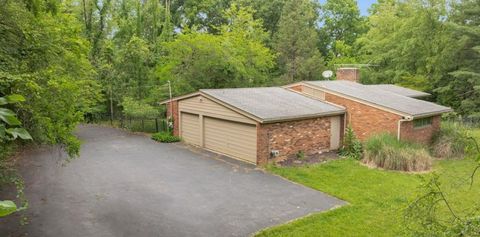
163, 87, 346, 165
204, 117, 257, 163
180, 112, 200, 146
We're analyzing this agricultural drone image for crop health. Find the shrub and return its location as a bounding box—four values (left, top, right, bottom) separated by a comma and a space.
339, 126, 363, 160
151, 132, 181, 143
296, 150, 305, 160
363, 133, 432, 172
431, 122, 470, 158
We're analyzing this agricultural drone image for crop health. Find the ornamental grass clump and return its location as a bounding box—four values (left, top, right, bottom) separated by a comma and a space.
363, 133, 432, 172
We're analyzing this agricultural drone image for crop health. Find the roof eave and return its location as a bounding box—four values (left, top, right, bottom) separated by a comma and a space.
410, 108, 454, 119
410, 93, 431, 98
158, 92, 201, 105
260, 110, 346, 124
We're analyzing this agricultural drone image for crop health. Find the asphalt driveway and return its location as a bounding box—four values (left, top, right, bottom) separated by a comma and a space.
0, 125, 344, 237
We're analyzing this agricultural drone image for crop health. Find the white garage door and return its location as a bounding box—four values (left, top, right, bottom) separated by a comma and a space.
180, 112, 200, 146
204, 117, 257, 163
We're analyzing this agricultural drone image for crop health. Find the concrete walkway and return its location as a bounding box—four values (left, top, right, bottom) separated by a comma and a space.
0, 125, 344, 237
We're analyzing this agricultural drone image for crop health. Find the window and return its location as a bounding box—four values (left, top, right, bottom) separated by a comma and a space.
413, 117, 433, 128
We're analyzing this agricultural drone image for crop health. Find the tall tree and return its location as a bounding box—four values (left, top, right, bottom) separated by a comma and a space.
273, 0, 325, 82
235, 0, 286, 43
318, 0, 366, 66
156, 4, 275, 96
435, 0, 480, 118
80, 0, 112, 66
170, 0, 231, 33
357, 0, 454, 91
115, 36, 152, 100
0, 0, 102, 156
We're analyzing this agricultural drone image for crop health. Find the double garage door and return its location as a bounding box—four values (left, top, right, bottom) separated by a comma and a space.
180, 112, 257, 163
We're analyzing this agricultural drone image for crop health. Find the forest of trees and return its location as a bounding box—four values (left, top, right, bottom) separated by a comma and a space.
0, 0, 479, 157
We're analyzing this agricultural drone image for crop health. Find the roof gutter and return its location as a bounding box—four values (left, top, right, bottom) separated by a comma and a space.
410, 108, 453, 119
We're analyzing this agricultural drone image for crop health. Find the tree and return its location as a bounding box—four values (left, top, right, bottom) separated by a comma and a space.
435, 0, 480, 119
79, 0, 112, 66
0, 0, 102, 156
115, 36, 152, 100
170, 0, 232, 33
156, 4, 275, 97
234, 0, 286, 43
357, 0, 455, 91
318, 0, 366, 66
273, 0, 325, 82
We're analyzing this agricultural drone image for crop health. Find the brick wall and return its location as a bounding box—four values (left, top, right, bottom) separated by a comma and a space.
401, 116, 441, 144
336, 68, 360, 82
289, 85, 303, 92
257, 117, 333, 164
166, 101, 179, 136
324, 93, 402, 141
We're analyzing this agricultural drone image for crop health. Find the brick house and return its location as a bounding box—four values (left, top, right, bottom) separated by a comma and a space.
285, 68, 452, 144
161, 68, 451, 165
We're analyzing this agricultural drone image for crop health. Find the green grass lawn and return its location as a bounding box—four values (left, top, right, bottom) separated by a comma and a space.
256, 129, 480, 237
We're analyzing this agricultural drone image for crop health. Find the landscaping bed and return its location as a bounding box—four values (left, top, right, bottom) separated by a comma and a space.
277, 151, 340, 167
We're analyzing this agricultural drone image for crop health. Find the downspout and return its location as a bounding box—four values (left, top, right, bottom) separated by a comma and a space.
397, 116, 413, 140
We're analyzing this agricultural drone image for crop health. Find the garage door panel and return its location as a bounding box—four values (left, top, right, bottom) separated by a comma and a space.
181, 113, 200, 146
204, 117, 257, 163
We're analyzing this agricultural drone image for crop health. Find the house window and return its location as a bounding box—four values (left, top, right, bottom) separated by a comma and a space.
413, 117, 433, 128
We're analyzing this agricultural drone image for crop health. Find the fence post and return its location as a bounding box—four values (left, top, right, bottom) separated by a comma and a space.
155, 118, 159, 132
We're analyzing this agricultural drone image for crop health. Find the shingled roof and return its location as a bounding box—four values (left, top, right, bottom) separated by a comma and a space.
201, 87, 345, 123
304, 80, 451, 118
366, 84, 430, 98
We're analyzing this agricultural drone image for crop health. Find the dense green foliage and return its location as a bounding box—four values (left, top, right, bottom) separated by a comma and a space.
359, 0, 480, 119
1, 0, 102, 157
339, 126, 363, 160
151, 131, 181, 143
157, 4, 275, 95
431, 122, 471, 158
318, 0, 366, 66
273, 0, 324, 82
363, 133, 432, 172
0, 95, 32, 142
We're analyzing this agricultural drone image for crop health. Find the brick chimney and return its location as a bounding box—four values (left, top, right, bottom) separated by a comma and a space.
336, 68, 360, 83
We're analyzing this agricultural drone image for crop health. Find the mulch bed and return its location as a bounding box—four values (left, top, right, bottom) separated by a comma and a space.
277, 151, 341, 167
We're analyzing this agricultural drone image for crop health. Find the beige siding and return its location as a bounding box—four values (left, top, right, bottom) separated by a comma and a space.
180, 112, 201, 146
204, 117, 257, 163
303, 86, 326, 100
330, 116, 341, 150
179, 95, 255, 124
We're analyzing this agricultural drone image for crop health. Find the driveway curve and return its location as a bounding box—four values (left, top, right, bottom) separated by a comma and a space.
0, 124, 344, 237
